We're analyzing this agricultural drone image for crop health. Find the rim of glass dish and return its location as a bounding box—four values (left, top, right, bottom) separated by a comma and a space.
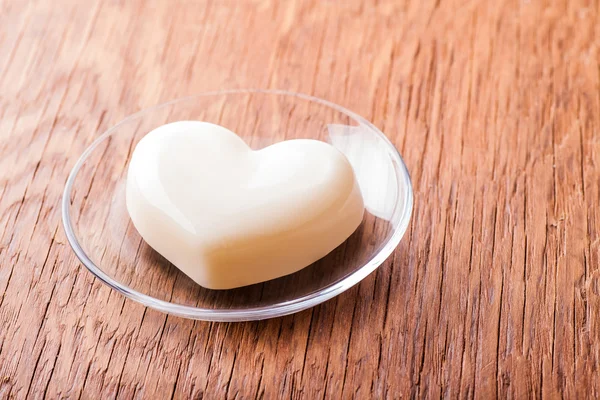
61, 89, 414, 322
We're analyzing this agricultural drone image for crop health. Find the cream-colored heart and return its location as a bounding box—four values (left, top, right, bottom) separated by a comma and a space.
126, 121, 364, 289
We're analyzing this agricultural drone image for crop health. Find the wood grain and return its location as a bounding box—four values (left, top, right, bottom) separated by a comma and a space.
1, 0, 599, 398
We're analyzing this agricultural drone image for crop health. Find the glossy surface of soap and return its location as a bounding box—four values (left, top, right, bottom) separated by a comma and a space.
126, 121, 364, 289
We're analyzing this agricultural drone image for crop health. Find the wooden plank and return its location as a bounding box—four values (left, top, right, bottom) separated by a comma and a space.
1, 0, 599, 397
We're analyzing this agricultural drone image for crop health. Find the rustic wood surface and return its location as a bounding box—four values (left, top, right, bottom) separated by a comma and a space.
1, 0, 599, 398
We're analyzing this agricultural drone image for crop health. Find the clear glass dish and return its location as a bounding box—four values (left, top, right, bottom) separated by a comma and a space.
62, 90, 413, 321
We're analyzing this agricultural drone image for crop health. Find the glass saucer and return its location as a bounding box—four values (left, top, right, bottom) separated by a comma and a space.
62, 90, 413, 321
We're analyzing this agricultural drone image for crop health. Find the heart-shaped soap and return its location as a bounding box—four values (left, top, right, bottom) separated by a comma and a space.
126, 121, 364, 289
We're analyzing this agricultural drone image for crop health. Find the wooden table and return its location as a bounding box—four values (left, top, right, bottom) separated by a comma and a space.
1, 0, 599, 398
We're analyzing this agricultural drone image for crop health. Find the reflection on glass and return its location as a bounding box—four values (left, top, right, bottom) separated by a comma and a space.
328, 124, 398, 221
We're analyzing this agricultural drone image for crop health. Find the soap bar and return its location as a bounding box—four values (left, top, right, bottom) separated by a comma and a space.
126, 121, 364, 289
